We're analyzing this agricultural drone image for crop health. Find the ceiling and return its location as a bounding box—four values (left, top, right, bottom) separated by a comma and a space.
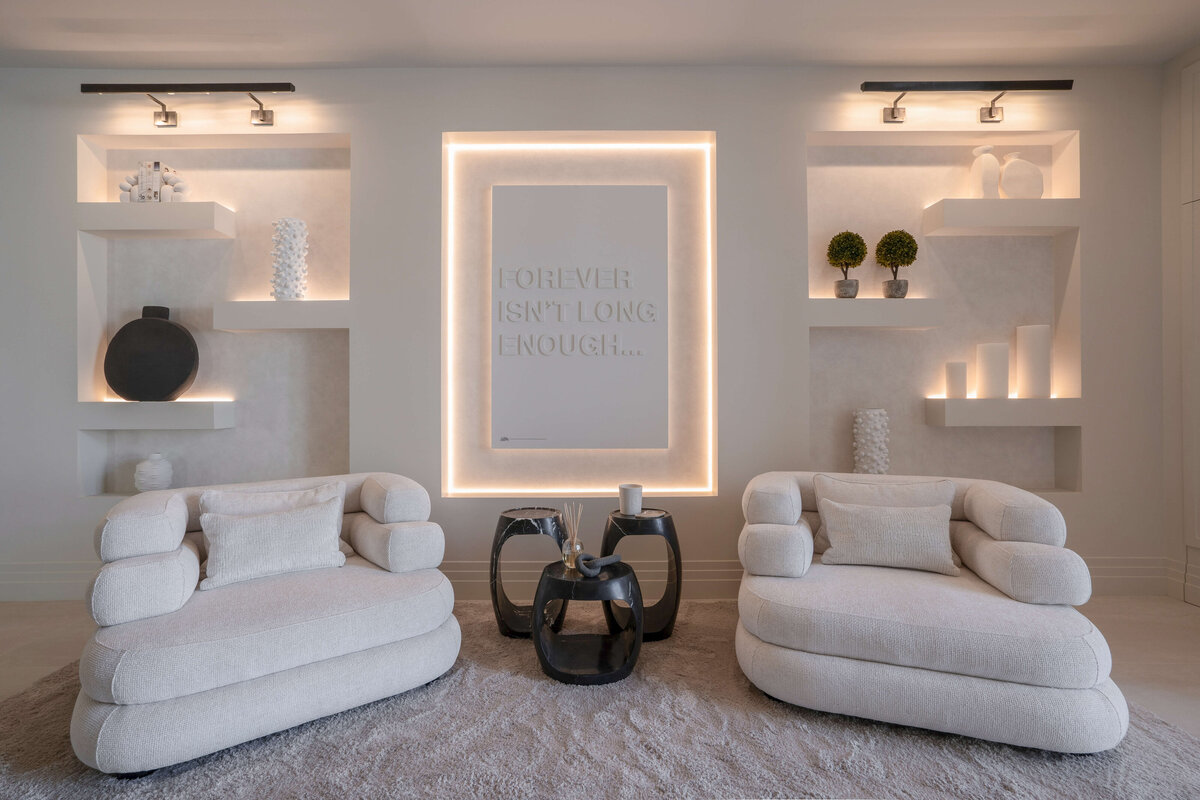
1, 0, 1199, 69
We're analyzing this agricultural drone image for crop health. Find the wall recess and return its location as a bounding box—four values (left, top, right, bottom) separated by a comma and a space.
442, 131, 716, 497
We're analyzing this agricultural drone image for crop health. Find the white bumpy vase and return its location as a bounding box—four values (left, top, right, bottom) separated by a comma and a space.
852, 408, 889, 475
133, 453, 173, 492
271, 218, 310, 300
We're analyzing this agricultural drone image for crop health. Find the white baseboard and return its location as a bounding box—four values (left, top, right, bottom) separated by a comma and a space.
0, 561, 97, 602
1085, 556, 1172, 596
444, 559, 743, 601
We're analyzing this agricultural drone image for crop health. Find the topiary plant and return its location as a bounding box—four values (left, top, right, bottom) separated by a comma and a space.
874, 230, 919, 280
827, 231, 867, 280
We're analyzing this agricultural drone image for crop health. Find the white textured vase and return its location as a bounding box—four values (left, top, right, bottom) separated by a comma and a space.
999, 153, 1045, 199
270, 218, 310, 300
852, 408, 889, 475
133, 453, 173, 492
968, 145, 1000, 199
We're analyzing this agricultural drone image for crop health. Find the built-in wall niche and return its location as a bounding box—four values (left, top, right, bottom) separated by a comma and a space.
805, 130, 1082, 493
76, 133, 351, 496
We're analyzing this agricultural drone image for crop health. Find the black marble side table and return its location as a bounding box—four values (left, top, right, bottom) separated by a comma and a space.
490, 507, 567, 637
532, 561, 644, 685
600, 508, 681, 641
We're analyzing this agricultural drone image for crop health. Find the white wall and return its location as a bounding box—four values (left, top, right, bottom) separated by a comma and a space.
0, 64, 1167, 600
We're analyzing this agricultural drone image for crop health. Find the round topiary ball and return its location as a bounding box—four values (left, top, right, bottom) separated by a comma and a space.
827, 231, 867, 271
874, 230, 919, 271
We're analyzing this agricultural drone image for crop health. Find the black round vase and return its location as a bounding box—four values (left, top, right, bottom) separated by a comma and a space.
103, 306, 199, 401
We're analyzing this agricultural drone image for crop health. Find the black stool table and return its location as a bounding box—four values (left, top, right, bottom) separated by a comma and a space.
490, 507, 567, 637
532, 561, 644, 685
601, 508, 681, 641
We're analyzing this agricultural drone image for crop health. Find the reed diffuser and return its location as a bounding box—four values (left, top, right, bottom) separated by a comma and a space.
561, 501, 584, 573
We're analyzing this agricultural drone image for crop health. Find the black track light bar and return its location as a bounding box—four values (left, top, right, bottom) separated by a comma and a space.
81, 83, 296, 94
860, 80, 1072, 93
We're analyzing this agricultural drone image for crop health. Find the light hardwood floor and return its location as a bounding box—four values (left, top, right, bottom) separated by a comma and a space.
2, 596, 1198, 737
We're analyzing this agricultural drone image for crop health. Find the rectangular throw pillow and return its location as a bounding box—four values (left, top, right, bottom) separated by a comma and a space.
812, 474, 957, 555
818, 498, 959, 576
199, 496, 346, 590
201, 481, 352, 556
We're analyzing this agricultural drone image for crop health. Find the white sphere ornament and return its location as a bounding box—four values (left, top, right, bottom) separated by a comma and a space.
270, 217, 310, 301
852, 408, 889, 475
969, 145, 1000, 199
133, 453, 173, 492
999, 153, 1044, 199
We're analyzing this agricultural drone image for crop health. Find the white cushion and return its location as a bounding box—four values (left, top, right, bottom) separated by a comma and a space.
964, 480, 1067, 546
819, 499, 958, 577
737, 521, 814, 578
349, 516, 445, 573
736, 624, 1128, 754
88, 538, 201, 627
951, 521, 1091, 605
94, 491, 187, 562
361, 474, 431, 524
72, 615, 461, 774
199, 497, 345, 590
199, 481, 345, 516
741, 472, 804, 525
80, 558, 454, 705
738, 564, 1112, 689
812, 474, 956, 553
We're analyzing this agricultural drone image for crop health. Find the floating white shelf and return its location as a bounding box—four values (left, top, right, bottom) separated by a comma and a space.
78, 400, 236, 430
922, 198, 1080, 237
808, 298, 945, 330
76, 201, 236, 239
213, 300, 352, 331
925, 397, 1082, 427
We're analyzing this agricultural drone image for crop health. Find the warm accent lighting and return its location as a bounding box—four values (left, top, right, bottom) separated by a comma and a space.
148, 94, 177, 128
81, 83, 296, 128
443, 132, 716, 497
860, 80, 1073, 124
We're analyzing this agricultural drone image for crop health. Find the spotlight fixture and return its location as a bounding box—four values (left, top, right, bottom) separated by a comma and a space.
248, 93, 273, 126
81, 83, 296, 128
148, 94, 177, 127
859, 80, 1073, 124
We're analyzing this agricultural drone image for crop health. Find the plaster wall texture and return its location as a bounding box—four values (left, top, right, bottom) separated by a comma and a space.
0, 65, 1166, 599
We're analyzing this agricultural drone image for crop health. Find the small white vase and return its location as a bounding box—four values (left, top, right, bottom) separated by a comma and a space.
999, 153, 1044, 199
133, 453, 173, 492
271, 218, 310, 300
969, 145, 1000, 199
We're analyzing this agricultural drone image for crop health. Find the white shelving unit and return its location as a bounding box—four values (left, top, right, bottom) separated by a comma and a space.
808, 298, 945, 330
213, 300, 352, 331
922, 198, 1080, 237
78, 400, 236, 430
77, 201, 236, 239
924, 397, 1082, 427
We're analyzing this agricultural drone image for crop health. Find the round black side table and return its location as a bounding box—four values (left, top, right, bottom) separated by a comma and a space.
490, 508, 567, 637
532, 561, 644, 685
601, 509, 681, 641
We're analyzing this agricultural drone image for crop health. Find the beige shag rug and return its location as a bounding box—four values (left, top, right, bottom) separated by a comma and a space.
2, 600, 1199, 799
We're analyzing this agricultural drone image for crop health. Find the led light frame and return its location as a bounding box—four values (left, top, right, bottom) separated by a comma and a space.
442, 131, 717, 498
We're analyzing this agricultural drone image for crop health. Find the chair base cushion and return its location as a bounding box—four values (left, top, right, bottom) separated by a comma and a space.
735, 623, 1128, 754
739, 564, 1110, 690
72, 615, 460, 774
82, 559, 454, 704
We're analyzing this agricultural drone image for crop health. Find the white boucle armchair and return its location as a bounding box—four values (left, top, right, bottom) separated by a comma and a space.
72, 472, 460, 775
736, 471, 1128, 754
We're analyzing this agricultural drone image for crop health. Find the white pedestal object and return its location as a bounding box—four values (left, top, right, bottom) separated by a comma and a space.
999, 153, 1045, 199
976, 343, 1010, 399
968, 145, 1000, 199
945, 361, 968, 399
271, 218, 310, 300
852, 408, 889, 475
1015, 324, 1052, 398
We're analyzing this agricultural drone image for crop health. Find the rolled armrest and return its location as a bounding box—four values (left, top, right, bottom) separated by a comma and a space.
94, 491, 188, 562
951, 521, 1090, 605
742, 472, 803, 525
360, 473, 431, 524
738, 520, 813, 578
349, 514, 444, 573
963, 480, 1066, 546
88, 536, 201, 626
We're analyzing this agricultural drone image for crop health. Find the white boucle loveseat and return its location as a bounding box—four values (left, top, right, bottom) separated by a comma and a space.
736, 471, 1128, 754
71, 472, 460, 774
